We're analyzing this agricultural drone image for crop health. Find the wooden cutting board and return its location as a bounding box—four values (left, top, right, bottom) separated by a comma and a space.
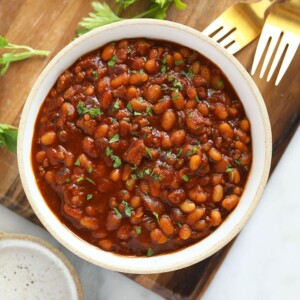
0, 0, 299, 299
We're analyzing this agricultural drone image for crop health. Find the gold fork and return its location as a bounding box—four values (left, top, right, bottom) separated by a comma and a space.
202, 0, 274, 54
251, 0, 300, 85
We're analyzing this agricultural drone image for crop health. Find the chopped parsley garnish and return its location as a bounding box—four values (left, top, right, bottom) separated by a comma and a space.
177, 148, 183, 157
147, 248, 154, 257
226, 165, 235, 173
86, 194, 93, 200
188, 112, 193, 118
167, 74, 174, 82
145, 106, 153, 116
122, 117, 130, 121
74, 158, 81, 166
137, 170, 144, 179
144, 168, 151, 175
107, 55, 117, 66
109, 133, 120, 143
234, 158, 241, 165
153, 212, 160, 223
122, 200, 134, 217
217, 80, 223, 88
92, 71, 98, 80
65, 178, 71, 183
131, 164, 138, 171
175, 60, 184, 66
109, 117, 117, 123
182, 174, 189, 182
197, 125, 203, 130
137, 97, 145, 103
161, 58, 167, 73
192, 146, 198, 154
113, 99, 120, 111
131, 174, 138, 179
77, 101, 102, 118
152, 174, 162, 182
76, 176, 84, 182
180, 68, 194, 79
195, 95, 200, 102
88, 167, 93, 173
139, 69, 145, 74
173, 79, 183, 90
177, 222, 182, 228
105, 146, 122, 168
145, 146, 152, 158
86, 177, 96, 185
134, 111, 142, 116
135, 226, 142, 235
113, 207, 122, 218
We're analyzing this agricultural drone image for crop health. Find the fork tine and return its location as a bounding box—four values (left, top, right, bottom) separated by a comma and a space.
219, 35, 235, 48
225, 42, 241, 55
259, 28, 282, 78
210, 26, 234, 42
202, 19, 225, 36
267, 32, 300, 85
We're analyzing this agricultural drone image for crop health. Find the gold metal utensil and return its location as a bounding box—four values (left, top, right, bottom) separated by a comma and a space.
251, 0, 300, 85
202, 0, 274, 54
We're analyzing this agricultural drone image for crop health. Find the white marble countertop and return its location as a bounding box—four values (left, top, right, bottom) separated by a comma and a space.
0, 127, 299, 300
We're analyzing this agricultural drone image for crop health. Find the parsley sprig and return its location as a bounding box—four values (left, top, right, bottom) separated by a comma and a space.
76, 1, 187, 36
0, 36, 49, 76
0, 124, 18, 153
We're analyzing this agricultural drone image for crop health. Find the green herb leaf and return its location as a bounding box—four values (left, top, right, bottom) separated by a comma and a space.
108, 55, 118, 66
88, 167, 93, 173
131, 164, 138, 171
226, 165, 235, 173
0, 124, 18, 152
147, 247, 154, 257
144, 168, 151, 175
65, 178, 71, 183
145, 146, 152, 158
0, 36, 9, 48
113, 207, 122, 218
87, 194, 93, 200
113, 156, 122, 168
92, 70, 99, 80
77, 176, 84, 182
145, 106, 153, 116
113, 99, 120, 111
172, 93, 180, 100
126, 102, 133, 112
174, 0, 187, 10
109, 133, 120, 143
134, 111, 142, 116
175, 60, 184, 66
234, 158, 241, 165
77, 101, 102, 118
182, 174, 189, 182
74, 158, 81, 166
177, 222, 182, 228
86, 177, 96, 185
135, 226, 142, 235
153, 212, 160, 223
217, 80, 223, 88
122, 200, 134, 217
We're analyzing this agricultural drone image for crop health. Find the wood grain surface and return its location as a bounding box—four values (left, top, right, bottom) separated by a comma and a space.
0, 1, 299, 299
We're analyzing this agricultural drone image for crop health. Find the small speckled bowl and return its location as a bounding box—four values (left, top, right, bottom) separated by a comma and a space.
0, 233, 83, 299
18, 19, 272, 274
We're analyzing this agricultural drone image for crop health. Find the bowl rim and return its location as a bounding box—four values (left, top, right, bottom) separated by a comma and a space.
17, 19, 272, 274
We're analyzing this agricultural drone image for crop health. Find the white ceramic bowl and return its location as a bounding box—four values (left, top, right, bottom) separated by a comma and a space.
18, 19, 272, 274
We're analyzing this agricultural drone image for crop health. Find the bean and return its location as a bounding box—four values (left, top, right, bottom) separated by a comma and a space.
189, 155, 201, 170
94, 124, 108, 139
208, 147, 222, 161
97, 76, 110, 94
179, 224, 192, 240
129, 73, 149, 85
45, 171, 55, 184
100, 91, 113, 109
144, 84, 163, 103
219, 122, 234, 139
222, 194, 240, 211
82, 136, 98, 158
130, 98, 151, 112
173, 52, 184, 66
131, 57, 145, 70
159, 215, 175, 235
77, 153, 93, 171
161, 109, 176, 131
154, 96, 171, 114
197, 102, 209, 116
186, 207, 205, 225
106, 210, 122, 231
130, 196, 141, 209
212, 184, 224, 202
36, 151, 46, 162
80, 216, 99, 230
188, 186, 207, 203
63, 204, 83, 220
170, 130, 186, 146
111, 72, 129, 88
212, 174, 224, 186
171, 91, 185, 109
180, 200, 196, 213
41, 131, 56, 145
85, 206, 98, 217
98, 239, 113, 251
61, 102, 75, 119
160, 132, 173, 149
168, 189, 186, 204
235, 141, 248, 152
144, 58, 160, 74
150, 228, 168, 244
210, 210, 222, 226
215, 103, 228, 119
101, 44, 115, 61
201, 66, 211, 83
126, 178, 136, 191
228, 169, 241, 184
92, 228, 108, 239
127, 86, 138, 99
239, 119, 250, 132
187, 87, 197, 100
192, 61, 201, 74
110, 169, 121, 181
117, 224, 131, 240
194, 220, 207, 231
